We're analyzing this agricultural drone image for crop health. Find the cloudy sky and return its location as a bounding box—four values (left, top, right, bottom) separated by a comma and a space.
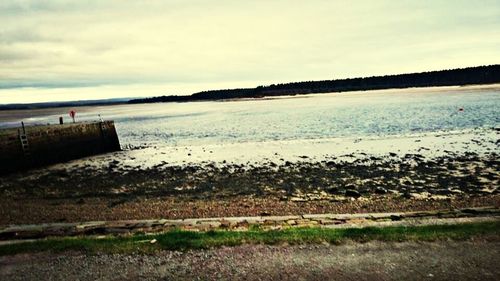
1, 0, 499, 104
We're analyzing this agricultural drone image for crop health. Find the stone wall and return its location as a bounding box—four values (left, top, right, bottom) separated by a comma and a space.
0, 121, 120, 174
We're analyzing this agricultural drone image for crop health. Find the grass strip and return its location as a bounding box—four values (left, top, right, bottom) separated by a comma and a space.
1, 221, 499, 256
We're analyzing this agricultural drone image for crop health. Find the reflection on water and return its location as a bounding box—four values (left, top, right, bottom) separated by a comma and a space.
1, 87, 499, 147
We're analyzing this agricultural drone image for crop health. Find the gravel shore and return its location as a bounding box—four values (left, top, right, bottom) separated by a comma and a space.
0, 152, 498, 225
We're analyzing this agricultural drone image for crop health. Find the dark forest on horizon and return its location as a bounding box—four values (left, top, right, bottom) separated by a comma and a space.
1, 65, 499, 110
129, 65, 500, 104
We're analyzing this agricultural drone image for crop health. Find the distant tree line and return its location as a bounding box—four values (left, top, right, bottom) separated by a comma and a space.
129, 65, 500, 104
129, 65, 500, 103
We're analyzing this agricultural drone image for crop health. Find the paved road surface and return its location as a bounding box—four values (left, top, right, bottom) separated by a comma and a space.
1, 241, 499, 281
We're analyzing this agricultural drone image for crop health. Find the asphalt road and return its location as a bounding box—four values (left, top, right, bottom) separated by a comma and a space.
1, 240, 499, 281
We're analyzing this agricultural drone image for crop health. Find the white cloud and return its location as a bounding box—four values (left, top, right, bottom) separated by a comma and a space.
0, 0, 499, 103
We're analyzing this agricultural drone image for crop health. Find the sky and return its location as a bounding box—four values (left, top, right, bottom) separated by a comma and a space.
0, 0, 499, 104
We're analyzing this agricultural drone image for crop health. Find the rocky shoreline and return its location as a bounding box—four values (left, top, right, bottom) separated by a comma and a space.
0, 151, 498, 225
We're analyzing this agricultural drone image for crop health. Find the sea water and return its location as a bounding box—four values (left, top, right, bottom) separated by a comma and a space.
1, 86, 499, 148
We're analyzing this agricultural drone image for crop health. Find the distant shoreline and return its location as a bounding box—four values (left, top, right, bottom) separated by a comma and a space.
223, 83, 500, 103
1, 64, 499, 110
128, 65, 500, 104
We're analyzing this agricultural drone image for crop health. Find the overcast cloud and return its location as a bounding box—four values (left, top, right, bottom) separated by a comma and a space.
1, 0, 499, 103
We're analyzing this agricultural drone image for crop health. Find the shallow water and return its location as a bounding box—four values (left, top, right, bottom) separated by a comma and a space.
1, 86, 499, 147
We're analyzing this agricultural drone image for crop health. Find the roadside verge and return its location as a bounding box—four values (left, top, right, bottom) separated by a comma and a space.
0, 207, 498, 255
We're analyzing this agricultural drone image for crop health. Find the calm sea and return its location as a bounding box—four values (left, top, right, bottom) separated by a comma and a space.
1, 86, 499, 147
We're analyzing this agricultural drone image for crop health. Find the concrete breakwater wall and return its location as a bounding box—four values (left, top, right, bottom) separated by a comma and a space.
0, 121, 120, 174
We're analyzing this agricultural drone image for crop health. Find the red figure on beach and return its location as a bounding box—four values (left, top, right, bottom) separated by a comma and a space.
69, 110, 76, 123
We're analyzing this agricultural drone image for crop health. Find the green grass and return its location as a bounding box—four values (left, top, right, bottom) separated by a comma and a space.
1, 221, 499, 256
